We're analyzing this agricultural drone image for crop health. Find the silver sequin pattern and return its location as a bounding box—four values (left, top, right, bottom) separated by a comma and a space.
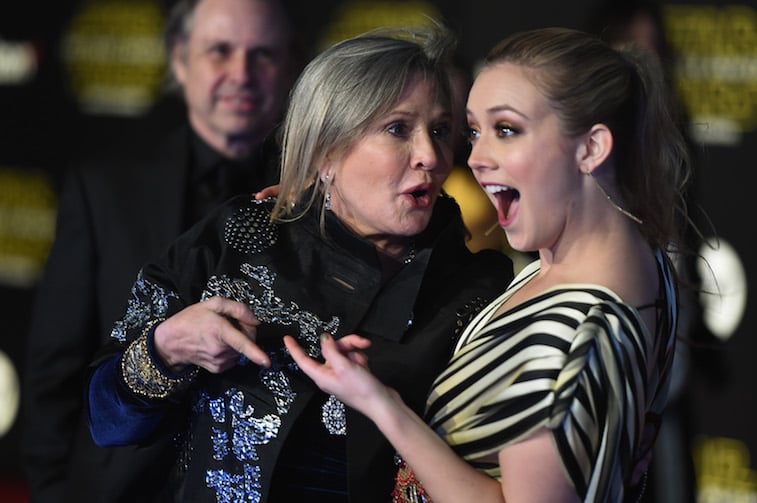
199, 388, 279, 503
198, 262, 343, 500
115, 199, 347, 501
206, 464, 262, 503
322, 395, 347, 436
111, 270, 179, 343
223, 199, 278, 254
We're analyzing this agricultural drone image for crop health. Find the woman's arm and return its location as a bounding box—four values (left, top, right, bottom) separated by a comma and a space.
499, 430, 579, 502
284, 334, 506, 503
87, 355, 168, 446
88, 298, 267, 446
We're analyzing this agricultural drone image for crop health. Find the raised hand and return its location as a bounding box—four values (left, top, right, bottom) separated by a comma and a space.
284, 334, 393, 417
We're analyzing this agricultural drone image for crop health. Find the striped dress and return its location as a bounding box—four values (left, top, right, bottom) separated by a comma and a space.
417, 249, 678, 502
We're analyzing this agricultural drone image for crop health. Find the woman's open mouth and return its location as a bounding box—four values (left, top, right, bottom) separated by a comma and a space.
405, 185, 433, 208
485, 184, 520, 225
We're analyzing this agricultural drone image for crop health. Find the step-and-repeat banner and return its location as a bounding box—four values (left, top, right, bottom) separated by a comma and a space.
1, 1, 754, 501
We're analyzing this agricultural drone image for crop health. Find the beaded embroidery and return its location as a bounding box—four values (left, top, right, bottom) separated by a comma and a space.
223, 200, 278, 254
199, 262, 343, 498
198, 388, 282, 503
391, 455, 432, 503
114, 199, 354, 502
322, 395, 347, 435
111, 270, 179, 343
120, 322, 199, 399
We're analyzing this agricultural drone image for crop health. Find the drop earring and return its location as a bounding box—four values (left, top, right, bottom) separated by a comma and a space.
587, 171, 643, 225
323, 174, 332, 211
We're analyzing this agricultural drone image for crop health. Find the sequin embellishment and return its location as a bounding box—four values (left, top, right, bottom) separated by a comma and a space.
199, 388, 281, 503
111, 270, 179, 343
120, 327, 198, 399
391, 455, 433, 503
322, 395, 347, 435
199, 262, 341, 501
202, 263, 340, 358
223, 200, 278, 254
206, 464, 262, 503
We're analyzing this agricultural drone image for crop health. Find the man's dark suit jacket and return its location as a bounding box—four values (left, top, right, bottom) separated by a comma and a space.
22, 123, 280, 503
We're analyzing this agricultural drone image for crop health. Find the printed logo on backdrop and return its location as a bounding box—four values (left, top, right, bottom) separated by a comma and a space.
0, 168, 55, 287
61, 0, 166, 117
317, 0, 442, 51
665, 4, 757, 146
664, 3, 752, 345
665, 8, 756, 503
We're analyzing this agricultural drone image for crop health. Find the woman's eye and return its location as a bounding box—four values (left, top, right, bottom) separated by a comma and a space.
497, 123, 518, 137
387, 122, 409, 136
465, 126, 480, 143
431, 122, 451, 139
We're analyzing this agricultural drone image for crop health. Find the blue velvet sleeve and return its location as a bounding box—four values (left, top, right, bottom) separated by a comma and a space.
87, 355, 167, 447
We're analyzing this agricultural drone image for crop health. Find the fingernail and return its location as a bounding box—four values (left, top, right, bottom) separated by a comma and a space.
320, 333, 330, 343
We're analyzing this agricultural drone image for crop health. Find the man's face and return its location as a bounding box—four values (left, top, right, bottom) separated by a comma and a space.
172, 0, 293, 158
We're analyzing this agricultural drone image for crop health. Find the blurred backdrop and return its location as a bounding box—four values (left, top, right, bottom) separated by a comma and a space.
0, 0, 754, 501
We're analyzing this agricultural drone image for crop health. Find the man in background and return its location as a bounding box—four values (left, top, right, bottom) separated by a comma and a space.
22, 0, 300, 500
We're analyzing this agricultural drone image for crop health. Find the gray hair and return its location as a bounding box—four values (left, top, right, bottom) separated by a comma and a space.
272, 24, 457, 224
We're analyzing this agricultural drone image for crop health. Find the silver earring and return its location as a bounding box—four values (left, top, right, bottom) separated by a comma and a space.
323, 175, 332, 211
588, 172, 643, 225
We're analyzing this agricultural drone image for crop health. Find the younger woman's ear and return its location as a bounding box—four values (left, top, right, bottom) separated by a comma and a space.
576, 123, 613, 174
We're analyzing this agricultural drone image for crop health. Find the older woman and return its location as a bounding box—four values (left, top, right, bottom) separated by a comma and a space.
85, 25, 511, 503
288, 27, 691, 502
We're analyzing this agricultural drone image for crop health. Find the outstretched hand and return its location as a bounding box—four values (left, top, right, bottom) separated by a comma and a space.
284, 334, 393, 417
154, 296, 269, 373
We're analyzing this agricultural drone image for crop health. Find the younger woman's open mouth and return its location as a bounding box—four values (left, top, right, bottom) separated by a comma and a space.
485, 184, 520, 226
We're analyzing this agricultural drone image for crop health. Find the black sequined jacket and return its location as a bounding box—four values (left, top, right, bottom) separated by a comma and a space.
86, 193, 513, 502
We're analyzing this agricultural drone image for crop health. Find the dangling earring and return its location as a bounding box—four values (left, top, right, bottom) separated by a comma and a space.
323, 174, 332, 211
587, 171, 643, 225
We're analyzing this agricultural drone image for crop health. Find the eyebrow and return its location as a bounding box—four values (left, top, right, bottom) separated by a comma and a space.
467, 104, 529, 120
387, 108, 452, 120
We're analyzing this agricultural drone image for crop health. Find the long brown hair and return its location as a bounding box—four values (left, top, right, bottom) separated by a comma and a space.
484, 27, 691, 250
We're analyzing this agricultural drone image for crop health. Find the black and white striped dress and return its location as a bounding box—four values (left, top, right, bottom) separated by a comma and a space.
424, 249, 678, 502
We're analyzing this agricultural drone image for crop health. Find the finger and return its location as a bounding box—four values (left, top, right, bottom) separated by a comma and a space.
221, 327, 270, 368
334, 334, 372, 353
205, 297, 260, 327
254, 184, 281, 200
318, 333, 351, 369
236, 319, 259, 339
283, 335, 323, 378
206, 348, 243, 374
347, 351, 369, 367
